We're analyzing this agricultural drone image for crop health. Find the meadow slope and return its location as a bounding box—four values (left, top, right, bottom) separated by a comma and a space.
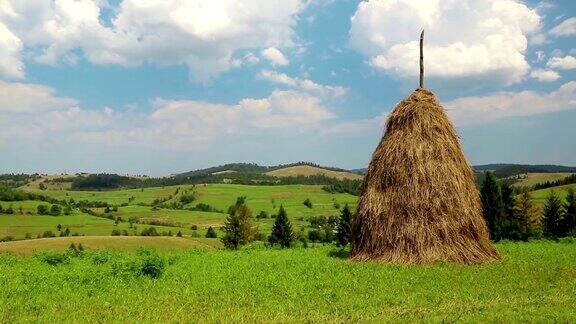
0, 241, 575, 322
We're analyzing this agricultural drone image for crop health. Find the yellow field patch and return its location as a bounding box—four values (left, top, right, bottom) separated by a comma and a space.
0, 236, 218, 255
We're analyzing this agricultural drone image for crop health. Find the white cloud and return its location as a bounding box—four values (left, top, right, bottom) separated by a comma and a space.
258, 70, 348, 97
547, 56, 576, 70
0, 81, 337, 149
550, 17, 576, 37
446, 81, 576, 125
349, 0, 541, 84
0, 22, 24, 79
0, 0, 307, 81
261, 47, 290, 66
529, 69, 561, 82
0, 81, 78, 112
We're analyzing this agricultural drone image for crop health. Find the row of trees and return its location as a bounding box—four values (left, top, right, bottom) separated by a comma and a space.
221, 197, 353, 249
481, 172, 576, 241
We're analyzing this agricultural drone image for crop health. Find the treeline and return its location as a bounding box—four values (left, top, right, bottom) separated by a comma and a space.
67, 172, 364, 194
481, 172, 576, 241
0, 185, 58, 203
0, 174, 40, 188
533, 174, 576, 191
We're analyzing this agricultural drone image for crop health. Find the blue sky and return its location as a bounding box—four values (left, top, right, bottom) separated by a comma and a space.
0, 0, 575, 175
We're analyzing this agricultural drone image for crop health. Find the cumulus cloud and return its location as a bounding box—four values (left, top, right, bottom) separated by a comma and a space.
0, 22, 24, 79
547, 55, 576, 70
258, 70, 348, 97
529, 69, 561, 82
446, 81, 576, 125
349, 0, 541, 84
0, 81, 78, 112
0, 81, 337, 149
261, 47, 290, 66
550, 17, 576, 37
0, 0, 307, 81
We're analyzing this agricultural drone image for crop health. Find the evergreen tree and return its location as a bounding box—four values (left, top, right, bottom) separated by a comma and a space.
336, 204, 352, 247
205, 226, 217, 238
268, 205, 293, 248
543, 191, 565, 238
480, 172, 506, 241
513, 190, 542, 240
221, 199, 257, 249
562, 188, 576, 236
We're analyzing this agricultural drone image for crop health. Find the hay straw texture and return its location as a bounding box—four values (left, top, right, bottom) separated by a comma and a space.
351, 89, 498, 265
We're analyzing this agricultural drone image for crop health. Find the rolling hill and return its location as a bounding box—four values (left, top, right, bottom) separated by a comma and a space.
265, 165, 363, 180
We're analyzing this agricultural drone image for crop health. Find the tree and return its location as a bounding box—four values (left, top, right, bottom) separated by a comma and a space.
336, 204, 352, 246
480, 172, 506, 241
268, 205, 293, 248
562, 188, 576, 236
303, 198, 313, 209
513, 190, 542, 240
205, 226, 217, 238
543, 191, 565, 238
57, 224, 62, 232
50, 204, 61, 216
221, 199, 257, 249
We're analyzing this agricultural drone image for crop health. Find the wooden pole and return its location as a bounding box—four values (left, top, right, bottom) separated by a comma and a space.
419, 30, 424, 89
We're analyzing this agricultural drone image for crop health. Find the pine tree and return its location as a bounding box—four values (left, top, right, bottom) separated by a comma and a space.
205, 226, 217, 238
543, 190, 565, 238
336, 204, 352, 247
221, 199, 257, 249
562, 188, 576, 236
480, 172, 506, 241
500, 181, 517, 239
513, 190, 542, 240
268, 205, 293, 248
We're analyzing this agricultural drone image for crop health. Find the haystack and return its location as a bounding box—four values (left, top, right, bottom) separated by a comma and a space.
351, 31, 498, 264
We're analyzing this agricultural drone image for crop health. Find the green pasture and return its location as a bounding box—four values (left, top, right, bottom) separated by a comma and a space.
531, 183, 576, 204
0, 240, 574, 322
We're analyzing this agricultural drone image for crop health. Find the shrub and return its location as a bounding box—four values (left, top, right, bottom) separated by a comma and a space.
92, 251, 112, 265
308, 229, 324, 243
0, 236, 14, 242
36, 252, 70, 266
111, 229, 121, 236
140, 227, 159, 236
303, 198, 313, 209
37, 205, 49, 215
137, 249, 165, 279
176, 230, 183, 237
179, 193, 196, 205
50, 204, 62, 216
42, 230, 55, 238
190, 225, 198, 230
256, 211, 269, 219
205, 226, 217, 238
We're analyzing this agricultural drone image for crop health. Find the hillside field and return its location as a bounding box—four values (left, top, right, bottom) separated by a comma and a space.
511, 172, 574, 188
0, 240, 575, 322
265, 165, 363, 180
2, 184, 357, 240
531, 183, 576, 204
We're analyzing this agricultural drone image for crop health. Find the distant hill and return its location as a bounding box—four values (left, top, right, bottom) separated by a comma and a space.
265, 165, 363, 180
473, 164, 576, 178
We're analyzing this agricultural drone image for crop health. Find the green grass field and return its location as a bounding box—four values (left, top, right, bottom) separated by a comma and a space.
511, 172, 574, 188
531, 183, 576, 204
0, 240, 575, 322
2, 184, 357, 240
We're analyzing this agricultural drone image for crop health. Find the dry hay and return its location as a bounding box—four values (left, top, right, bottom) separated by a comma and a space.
351, 88, 498, 265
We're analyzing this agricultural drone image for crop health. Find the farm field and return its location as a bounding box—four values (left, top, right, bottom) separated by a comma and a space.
531, 183, 576, 204
0, 240, 575, 322
0, 236, 219, 255
511, 172, 574, 188
2, 184, 357, 240
265, 165, 363, 180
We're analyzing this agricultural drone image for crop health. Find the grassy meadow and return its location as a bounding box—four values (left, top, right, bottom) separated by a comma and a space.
1, 184, 357, 240
0, 240, 575, 322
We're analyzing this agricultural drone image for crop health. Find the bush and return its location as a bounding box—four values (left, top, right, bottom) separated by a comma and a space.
37, 205, 49, 215
190, 225, 198, 230
91, 251, 113, 265
256, 211, 269, 219
140, 227, 159, 236
36, 252, 70, 266
50, 204, 62, 216
42, 230, 55, 238
205, 226, 217, 238
111, 229, 121, 236
137, 249, 165, 279
303, 198, 313, 209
